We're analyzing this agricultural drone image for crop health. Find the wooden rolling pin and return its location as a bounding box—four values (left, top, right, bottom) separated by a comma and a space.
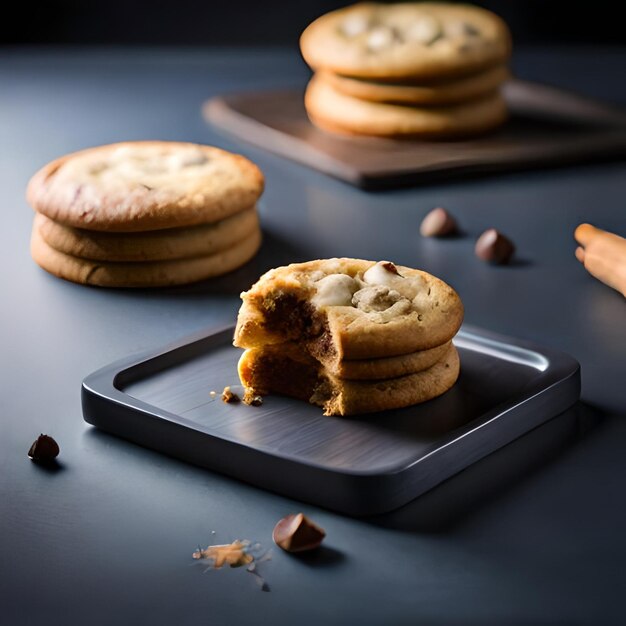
575, 224, 626, 297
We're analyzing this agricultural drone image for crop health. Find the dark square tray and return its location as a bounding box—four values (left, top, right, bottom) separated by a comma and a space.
203, 79, 626, 189
82, 325, 580, 516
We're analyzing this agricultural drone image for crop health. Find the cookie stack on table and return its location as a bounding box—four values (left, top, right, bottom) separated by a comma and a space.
27, 141, 264, 287
233, 258, 464, 416
300, 2, 512, 139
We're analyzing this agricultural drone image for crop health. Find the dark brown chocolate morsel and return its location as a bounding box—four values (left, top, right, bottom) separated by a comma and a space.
381, 261, 400, 275
28, 434, 60, 463
475, 228, 515, 264
272, 513, 326, 553
420, 207, 458, 237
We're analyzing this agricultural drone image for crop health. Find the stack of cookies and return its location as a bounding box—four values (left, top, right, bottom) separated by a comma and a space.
233, 258, 463, 416
27, 141, 264, 287
300, 2, 512, 139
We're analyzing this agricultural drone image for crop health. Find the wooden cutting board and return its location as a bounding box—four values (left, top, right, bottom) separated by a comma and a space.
203, 79, 626, 189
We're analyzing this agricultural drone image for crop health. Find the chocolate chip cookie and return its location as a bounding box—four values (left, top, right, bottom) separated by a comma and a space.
300, 2, 511, 81
27, 141, 264, 232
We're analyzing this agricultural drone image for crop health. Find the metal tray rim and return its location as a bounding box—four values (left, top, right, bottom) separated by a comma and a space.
81, 324, 580, 478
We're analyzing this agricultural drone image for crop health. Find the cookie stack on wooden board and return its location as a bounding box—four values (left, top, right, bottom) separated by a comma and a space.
233, 258, 464, 416
300, 2, 512, 139
26, 141, 264, 287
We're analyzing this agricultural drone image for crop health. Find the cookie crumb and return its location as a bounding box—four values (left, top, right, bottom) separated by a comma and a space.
243, 390, 264, 407
221, 386, 241, 403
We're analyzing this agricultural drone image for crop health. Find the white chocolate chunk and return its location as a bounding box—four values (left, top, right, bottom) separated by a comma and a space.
352, 285, 405, 312
366, 298, 413, 323
362, 261, 424, 301
312, 273, 359, 308
176, 152, 209, 168
341, 14, 369, 37
362, 261, 398, 286
309, 270, 326, 283
367, 26, 394, 51
412, 289, 433, 313
378, 299, 412, 320
406, 15, 442, 45
71, 145, 218, 189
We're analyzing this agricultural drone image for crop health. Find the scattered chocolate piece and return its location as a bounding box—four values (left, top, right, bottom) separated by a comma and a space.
475, 228, 515, 264
221, 386, 240, 403
28, 434, 59, 463
272, 513, 326, 553
420, 207, 458, 237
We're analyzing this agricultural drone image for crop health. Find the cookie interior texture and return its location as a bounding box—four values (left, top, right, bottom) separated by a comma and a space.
238, 343, 460, 416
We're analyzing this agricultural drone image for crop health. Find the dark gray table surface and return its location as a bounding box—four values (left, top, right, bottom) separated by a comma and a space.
1, 46, 625, 626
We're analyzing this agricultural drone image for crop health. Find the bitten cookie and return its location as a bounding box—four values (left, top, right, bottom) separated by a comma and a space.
30, 225, 261, 287
300, 2, 511, 81
320, 64, 509, 106
35, 207, 260, 262
238, 342, 460, 416
305, 74, 507, 138
234, 258, 463, 360
27, 141, 264, 232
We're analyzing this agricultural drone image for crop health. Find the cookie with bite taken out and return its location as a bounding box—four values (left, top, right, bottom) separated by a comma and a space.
233, 258, 463, 416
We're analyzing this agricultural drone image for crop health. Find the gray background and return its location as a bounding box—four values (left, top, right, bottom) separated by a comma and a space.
1, 46, 625, 624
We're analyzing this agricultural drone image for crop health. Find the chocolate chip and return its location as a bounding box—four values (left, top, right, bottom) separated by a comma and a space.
420, 207, 458, 237
475, 229, 515, 264
272, 513, 326, 553
381, 261, 400, 275
28, 434, 59, 463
